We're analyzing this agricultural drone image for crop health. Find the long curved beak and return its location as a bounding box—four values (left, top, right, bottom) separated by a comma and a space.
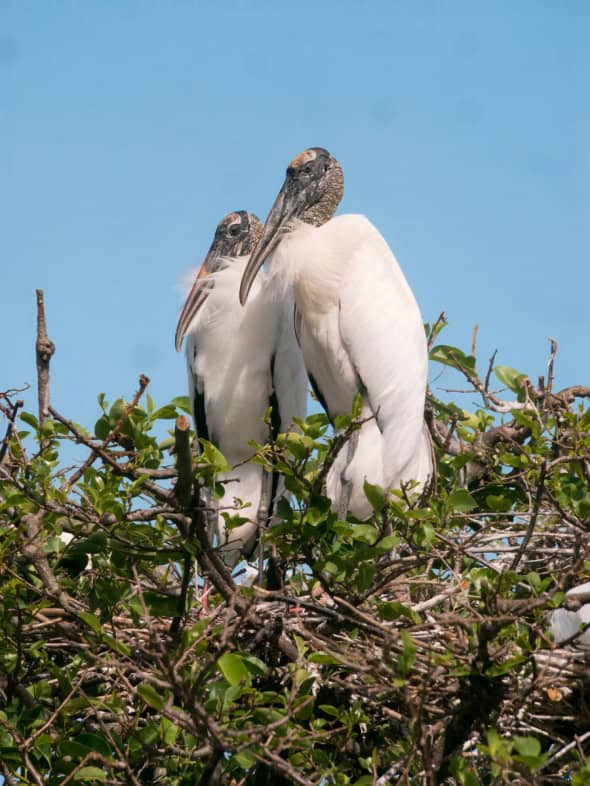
239, 182, 303, 305
174, 251, 224, 351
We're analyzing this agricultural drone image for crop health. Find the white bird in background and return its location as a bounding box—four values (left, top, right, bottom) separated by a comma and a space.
550, 582, 590, 648
239, 148, 432, 519
175, 211, 307, 568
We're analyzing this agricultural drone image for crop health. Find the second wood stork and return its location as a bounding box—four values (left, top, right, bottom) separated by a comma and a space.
175, 210, 307, 568
550, 582, 590, 648
239, 148, 432, 519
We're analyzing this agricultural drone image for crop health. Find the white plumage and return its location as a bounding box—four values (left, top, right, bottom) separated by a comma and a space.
240, 149, 432, 519
550, 581, 590, 648
176, 212, 307, 566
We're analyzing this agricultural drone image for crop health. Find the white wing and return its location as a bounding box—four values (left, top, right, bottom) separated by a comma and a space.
337, 215, 432, 489
271, 287, 308, 432
182, 259, 306, 564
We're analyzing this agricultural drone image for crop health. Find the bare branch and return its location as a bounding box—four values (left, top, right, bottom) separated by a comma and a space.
35, 289, 55, 427
470, 323, 479, 358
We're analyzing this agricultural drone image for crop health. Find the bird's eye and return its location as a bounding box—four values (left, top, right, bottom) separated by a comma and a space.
229, 225, 240, 237
304, 164, 313, 174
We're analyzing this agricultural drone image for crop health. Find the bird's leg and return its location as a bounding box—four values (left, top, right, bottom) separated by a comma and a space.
336, 428, 360, 520
255, 467, 273, 586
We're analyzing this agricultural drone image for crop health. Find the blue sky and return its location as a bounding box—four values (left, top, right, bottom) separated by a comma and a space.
1, 1, 588, 437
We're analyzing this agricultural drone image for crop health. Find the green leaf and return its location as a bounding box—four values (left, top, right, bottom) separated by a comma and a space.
151, 405, 178, 420
200, 440, 231, 472
20, 412, 39, 429
398, 631, 417, 676
363, 480, 387, 512
308, 652, 343, 665
232, 750, 257, 769
284, 433, 308, 461
137, 682, 166, 711
351, 523, 379, 545
217, 652, 249, 686
351, 393, 363, 419
94, 416, 110, 440
160, 718, 180, 745
73, 733, 111, 757
485, 494, 513, 512
242, 655, 268, 676
318, 704, 340, 717
78, 612, 102, 635
170, 395, 192, 413
375, 534, 401, 553
102, 635, 131, 657
333, 413, 352, 430
430, 344, 476, 372
495, 365, 527, 393
108, 398, 126, 425
377, 601, 420, 624
513, 736, 541, 758
448, 490, 477, 512
73, 767, 107, 782
355, 562, 375, 592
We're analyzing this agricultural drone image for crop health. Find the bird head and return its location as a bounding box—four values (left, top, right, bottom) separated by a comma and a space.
175, 211, 262, 351
239, 147, 344, 305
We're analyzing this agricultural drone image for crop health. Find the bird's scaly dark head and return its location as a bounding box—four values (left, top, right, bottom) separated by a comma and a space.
239, 147, 344, 305
211, 211, 263, 259
175, 210, 262, 351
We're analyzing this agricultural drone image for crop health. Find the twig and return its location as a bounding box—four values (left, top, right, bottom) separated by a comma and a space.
510, 462, 546, 571
0, 395, 23, 465
23, 673, 87, 749
67, 374, 150, 487
255, 747, 314, 786
544, 729, 590, 767
483, 349, 497, 396
191, 502, 237, 603
470, 324, 479, 358
427, 311, 447, 350
547, 338, 558, 395
21, 512, 79, 614
410, 581, 468, 613
49, 406, 171, 503
22, 750, 46, 786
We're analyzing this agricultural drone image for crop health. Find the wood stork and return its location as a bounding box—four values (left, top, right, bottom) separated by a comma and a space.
239, 148, 432, 519
550, 581, 590, 648
175, 210, 307, 568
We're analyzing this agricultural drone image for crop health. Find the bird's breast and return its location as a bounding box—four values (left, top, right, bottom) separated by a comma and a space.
271, 220, 346, 318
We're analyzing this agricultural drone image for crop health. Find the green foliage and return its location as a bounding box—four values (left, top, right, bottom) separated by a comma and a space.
1, 334, 589, 784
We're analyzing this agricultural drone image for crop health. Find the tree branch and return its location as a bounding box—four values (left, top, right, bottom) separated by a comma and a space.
35, 289, 55, 427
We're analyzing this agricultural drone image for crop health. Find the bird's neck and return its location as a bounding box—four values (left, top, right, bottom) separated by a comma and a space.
301, 160, 344, 228
269, 220, 344, 317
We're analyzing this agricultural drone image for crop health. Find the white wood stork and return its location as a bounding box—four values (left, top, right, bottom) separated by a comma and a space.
175, 211, 307, 568
550, 581, 590, 648
239, 148, 432, 519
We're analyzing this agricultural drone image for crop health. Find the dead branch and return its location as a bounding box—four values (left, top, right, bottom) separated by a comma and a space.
35, 289, 55, 427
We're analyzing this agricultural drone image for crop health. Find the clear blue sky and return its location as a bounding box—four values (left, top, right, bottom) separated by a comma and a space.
1, 2, 588, 435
